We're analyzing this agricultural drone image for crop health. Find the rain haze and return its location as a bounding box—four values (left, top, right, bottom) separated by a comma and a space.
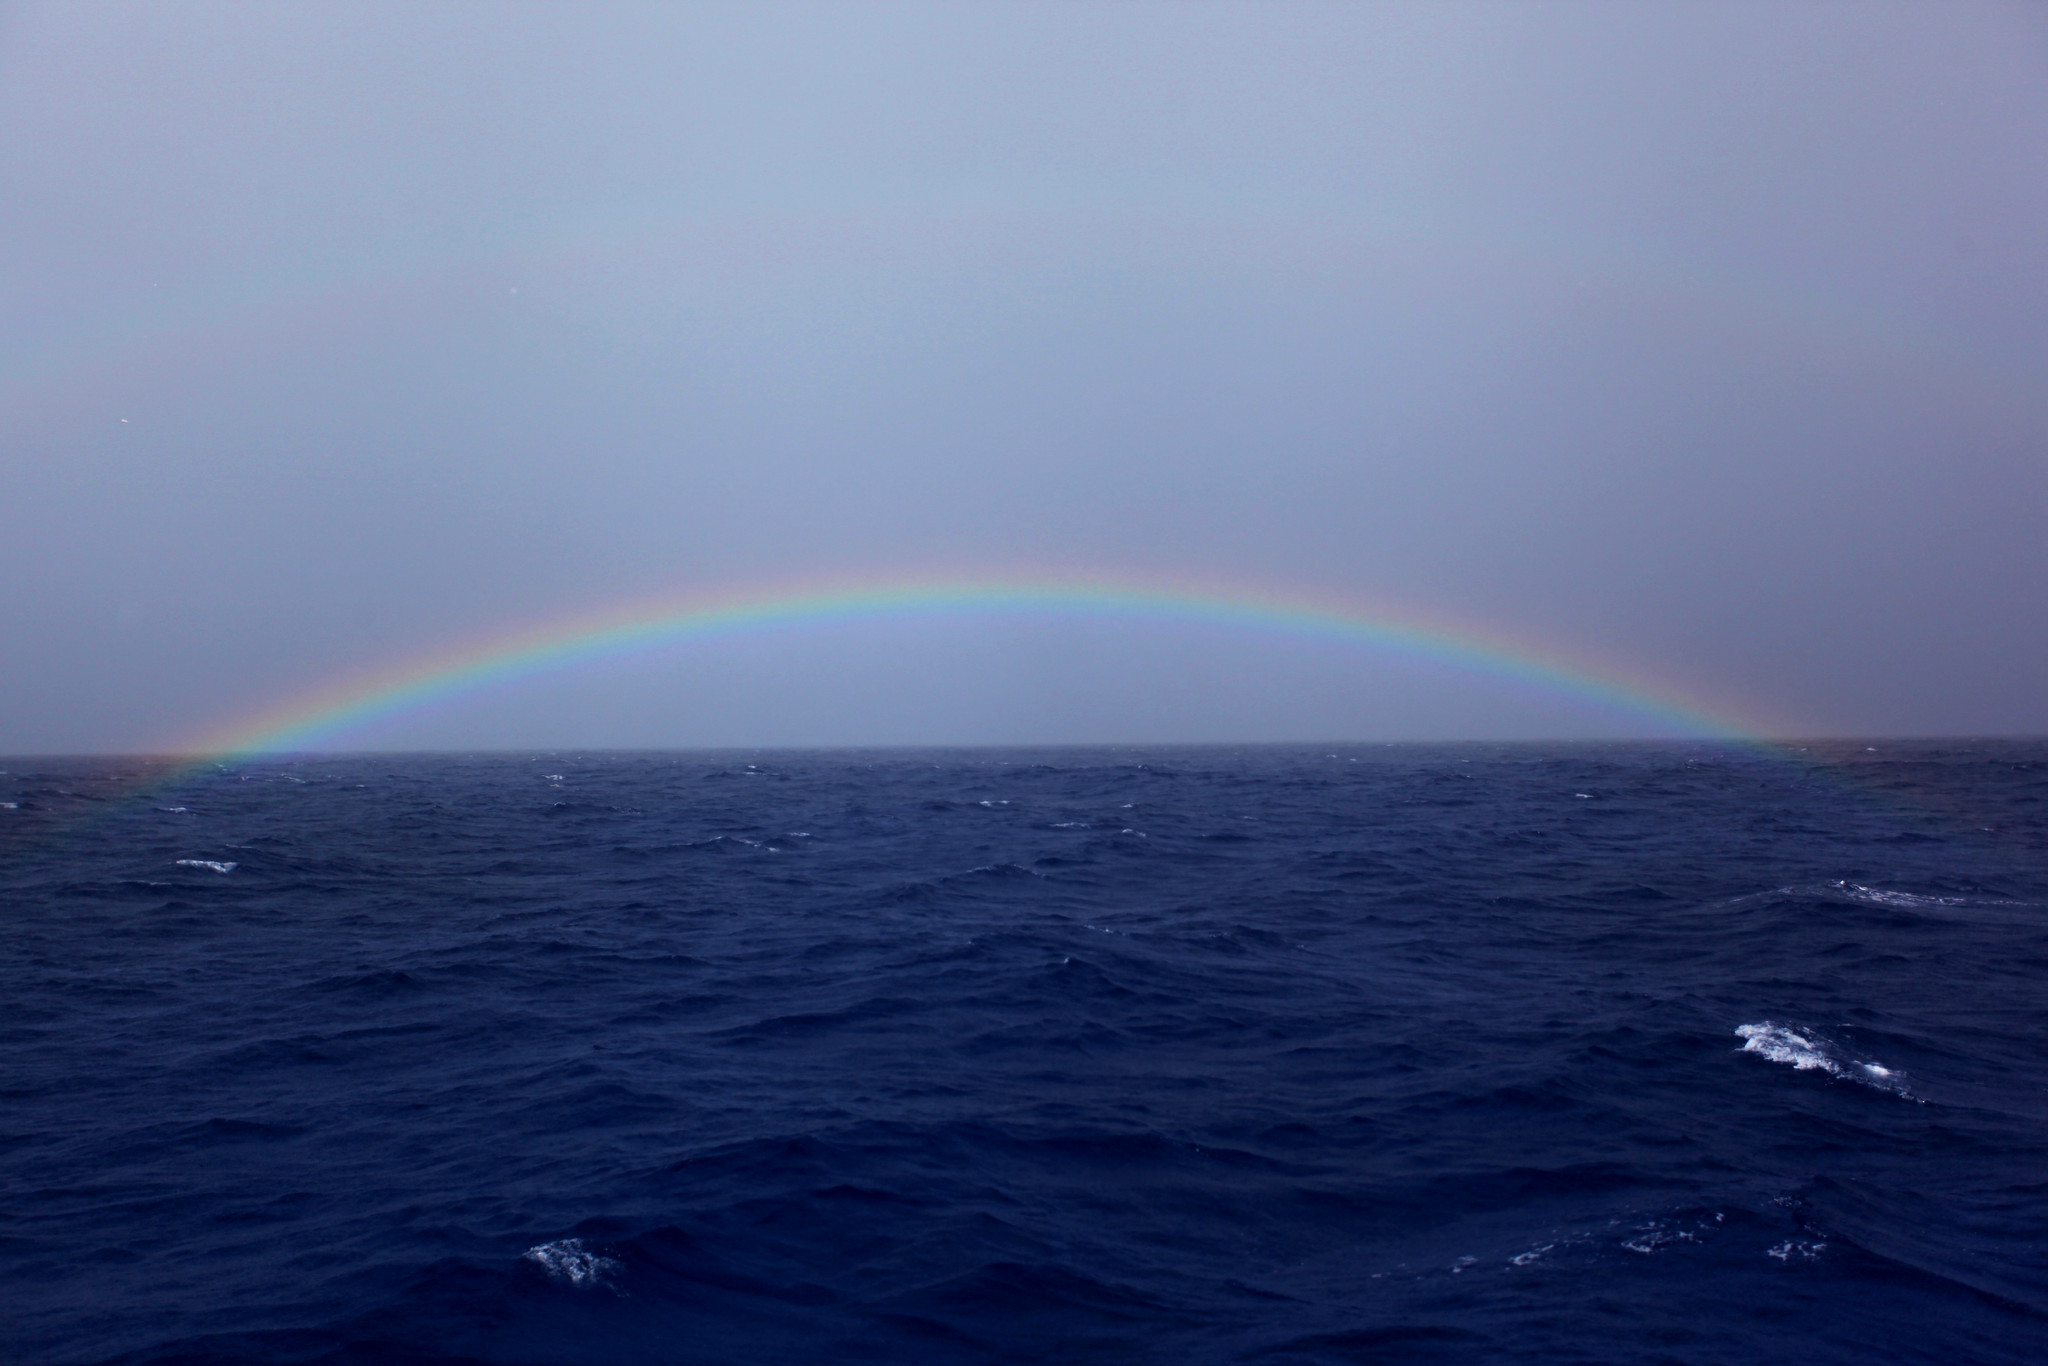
4, 0, 2044, 752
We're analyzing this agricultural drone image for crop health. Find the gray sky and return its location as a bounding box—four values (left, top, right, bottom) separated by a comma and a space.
4, 1, 2044, 751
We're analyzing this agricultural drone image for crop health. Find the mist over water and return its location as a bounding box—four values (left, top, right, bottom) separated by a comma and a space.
4, 1, 2046, 750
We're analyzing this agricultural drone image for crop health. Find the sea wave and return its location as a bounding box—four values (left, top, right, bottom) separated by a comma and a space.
5, 743, 2042, 1366
522, 1237, 620, 1288
1735, 1022, 1914, 1097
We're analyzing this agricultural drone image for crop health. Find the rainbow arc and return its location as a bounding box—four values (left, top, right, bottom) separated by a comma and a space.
177, 575, 1769, 757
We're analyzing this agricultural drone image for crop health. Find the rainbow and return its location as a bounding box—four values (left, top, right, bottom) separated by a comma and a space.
175, 574, 1772, 757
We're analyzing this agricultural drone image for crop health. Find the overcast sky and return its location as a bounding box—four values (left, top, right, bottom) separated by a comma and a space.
4, 1, 2044, 751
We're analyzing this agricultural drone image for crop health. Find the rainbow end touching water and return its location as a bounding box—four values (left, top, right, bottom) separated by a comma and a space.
173, 574, 1774, 760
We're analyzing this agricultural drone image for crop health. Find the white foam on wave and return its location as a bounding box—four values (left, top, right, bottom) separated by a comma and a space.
963, 863, 1044, 878
1725, 881, 2030, 912
523, 1238, 620, 1287
1620, 1221, 1698, 1255
1735, 1022, 1914, 1097
1833, 881, 2030, 909
1736, 1023, 1833, 1071
1621, 1230, 1695, 1255
1833, 881, 1962, 908
1767, 1238, 1826, 1263
175, 859, 238, 874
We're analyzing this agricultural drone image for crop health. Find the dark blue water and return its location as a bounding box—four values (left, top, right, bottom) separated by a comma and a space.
4, 742, 2045, 1365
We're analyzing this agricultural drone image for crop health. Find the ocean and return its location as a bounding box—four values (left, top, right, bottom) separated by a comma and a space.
3, 741, 2044, 1364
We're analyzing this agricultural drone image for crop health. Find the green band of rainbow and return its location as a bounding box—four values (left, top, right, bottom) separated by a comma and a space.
182, 576, 1766, 756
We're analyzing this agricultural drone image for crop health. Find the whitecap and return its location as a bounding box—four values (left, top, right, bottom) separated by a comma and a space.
0, 802, 16, 810
1767, 1238, 1826, 1263
1833, 881, 1962, 908
523, 1237, 620, 1287
1621, 1222, 1697, 1255
1735, 1022, 1913, 1097
1724, 882, 2028, 912
1736, 1023, 1834, 1072
175, 859, 238, 874
1831, 881, 2030, 910
963, 863, 1043, 877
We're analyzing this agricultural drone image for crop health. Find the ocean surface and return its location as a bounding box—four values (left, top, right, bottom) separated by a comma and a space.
3, 741, 2045, 1365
